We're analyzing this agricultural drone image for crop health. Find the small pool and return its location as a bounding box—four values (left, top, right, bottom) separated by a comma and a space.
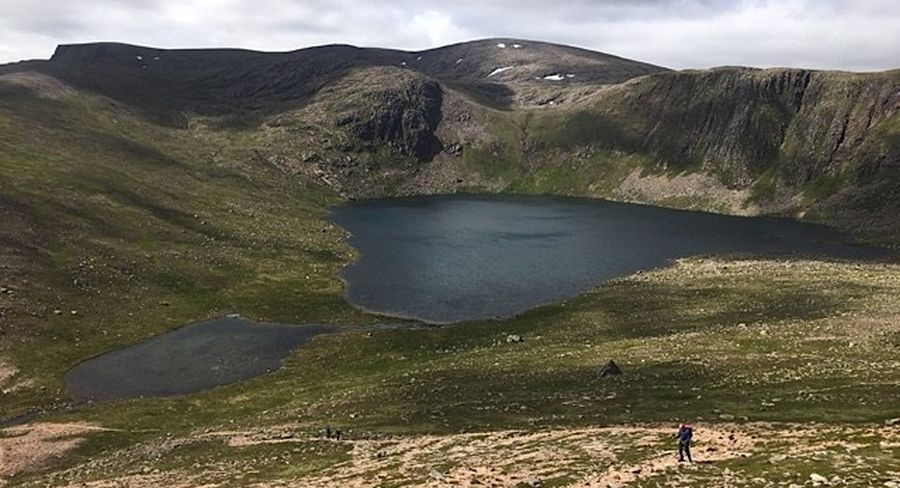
64, 318, 341, 401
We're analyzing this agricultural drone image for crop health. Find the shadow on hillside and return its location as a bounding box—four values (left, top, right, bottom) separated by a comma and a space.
440, 79, 516, 111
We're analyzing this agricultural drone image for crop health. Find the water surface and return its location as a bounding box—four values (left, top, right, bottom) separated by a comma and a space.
66, 194, 885, 401
331, 194, 883, 323
65, 318, 340, 401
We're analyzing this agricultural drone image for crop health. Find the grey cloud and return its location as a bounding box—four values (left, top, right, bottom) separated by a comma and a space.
0, 0, 898, 71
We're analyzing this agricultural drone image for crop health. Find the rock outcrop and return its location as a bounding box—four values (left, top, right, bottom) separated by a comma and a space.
334, 72, 443, 162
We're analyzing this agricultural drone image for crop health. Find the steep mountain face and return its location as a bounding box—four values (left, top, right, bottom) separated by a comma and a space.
524, 67, 900, 237
1, 40, 899, 240
331, 70, 443, 161
587, 68, 900, 186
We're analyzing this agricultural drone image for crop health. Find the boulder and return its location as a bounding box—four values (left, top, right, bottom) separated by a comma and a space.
809, 473, 828, 485
599, 360, 623, 377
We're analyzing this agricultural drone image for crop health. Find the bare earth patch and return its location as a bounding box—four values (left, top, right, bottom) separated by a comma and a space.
615, 168, 758, 215
0, 360, 16, 389
15, 423, 900, 487
0, 423, 108, 485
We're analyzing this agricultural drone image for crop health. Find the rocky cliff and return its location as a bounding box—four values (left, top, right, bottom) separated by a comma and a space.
586, 68, 900, 186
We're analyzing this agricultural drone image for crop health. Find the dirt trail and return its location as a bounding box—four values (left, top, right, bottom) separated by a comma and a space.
576, 426, 755, 487
244, 424, 756, 487
17, 423, 898, 487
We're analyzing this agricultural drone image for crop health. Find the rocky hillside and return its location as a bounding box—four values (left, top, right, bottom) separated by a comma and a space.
1, 40, 899, 240
513, 67, 900, 238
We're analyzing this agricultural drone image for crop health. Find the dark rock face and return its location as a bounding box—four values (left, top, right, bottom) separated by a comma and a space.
339, 79, 444, 162
599, 69, 812, 185
596, 68, 900, 187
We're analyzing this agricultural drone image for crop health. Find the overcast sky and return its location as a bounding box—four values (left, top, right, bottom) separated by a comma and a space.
1, 0, 898, 71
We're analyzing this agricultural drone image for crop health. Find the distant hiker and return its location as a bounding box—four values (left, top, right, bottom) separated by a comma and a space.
325, 427, 332, 439
335, 429, 343, 441
675, 424, 693, 462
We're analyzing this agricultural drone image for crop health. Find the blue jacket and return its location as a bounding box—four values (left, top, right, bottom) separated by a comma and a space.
677, 426, 693, 442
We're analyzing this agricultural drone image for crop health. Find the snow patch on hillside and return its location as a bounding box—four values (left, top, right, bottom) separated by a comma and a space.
542, 73, 575, 81
488, 66, 514, 77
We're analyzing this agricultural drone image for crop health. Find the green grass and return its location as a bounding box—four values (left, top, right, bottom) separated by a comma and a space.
529, 109, 630, 149
8, 256, 894, 486
2, 81, 899, 487
748, 168, 779, 204
803, 171, 849, 203
457, 110, 527, 184
507, 150, 651, 197
0, 87, 375, 419
876, 112, 900, 151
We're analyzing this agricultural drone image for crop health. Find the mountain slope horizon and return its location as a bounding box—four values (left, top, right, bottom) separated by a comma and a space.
1, 37, 900, 486
1, 37, 898, 239
2, 37, 899, 239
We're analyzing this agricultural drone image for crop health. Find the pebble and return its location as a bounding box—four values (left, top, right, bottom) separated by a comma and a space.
809, 472, 828, 485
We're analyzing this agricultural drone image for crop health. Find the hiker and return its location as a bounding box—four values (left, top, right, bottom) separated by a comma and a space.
675, 424, 693, 462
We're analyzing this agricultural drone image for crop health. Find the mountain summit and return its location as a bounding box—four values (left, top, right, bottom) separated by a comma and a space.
36, 39, 666, 113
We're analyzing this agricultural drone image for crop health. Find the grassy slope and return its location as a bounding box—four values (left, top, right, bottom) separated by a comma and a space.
10, 258, 900, 486
1, 79, 899, 486
0, 82, 375, 418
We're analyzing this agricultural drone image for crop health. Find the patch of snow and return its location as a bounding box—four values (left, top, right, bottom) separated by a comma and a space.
496, 43, 506, 48
566, 73, 575, 78
512, 44, 522, 49
455, 58, 464, 64
416, 56, 422, 61
136, 55, 143, 61
543, 74, 565, 81
401, 61, 407, 66
488, 66, 514, 77
153, 56, 160, 60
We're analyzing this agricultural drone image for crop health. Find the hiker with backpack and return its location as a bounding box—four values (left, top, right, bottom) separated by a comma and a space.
675, 424, 693, 462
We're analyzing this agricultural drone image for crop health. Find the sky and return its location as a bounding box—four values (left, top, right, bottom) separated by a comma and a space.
1, 0, 898, 71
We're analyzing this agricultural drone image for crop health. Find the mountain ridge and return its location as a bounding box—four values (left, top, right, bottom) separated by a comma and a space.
1, 39, 899, 240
